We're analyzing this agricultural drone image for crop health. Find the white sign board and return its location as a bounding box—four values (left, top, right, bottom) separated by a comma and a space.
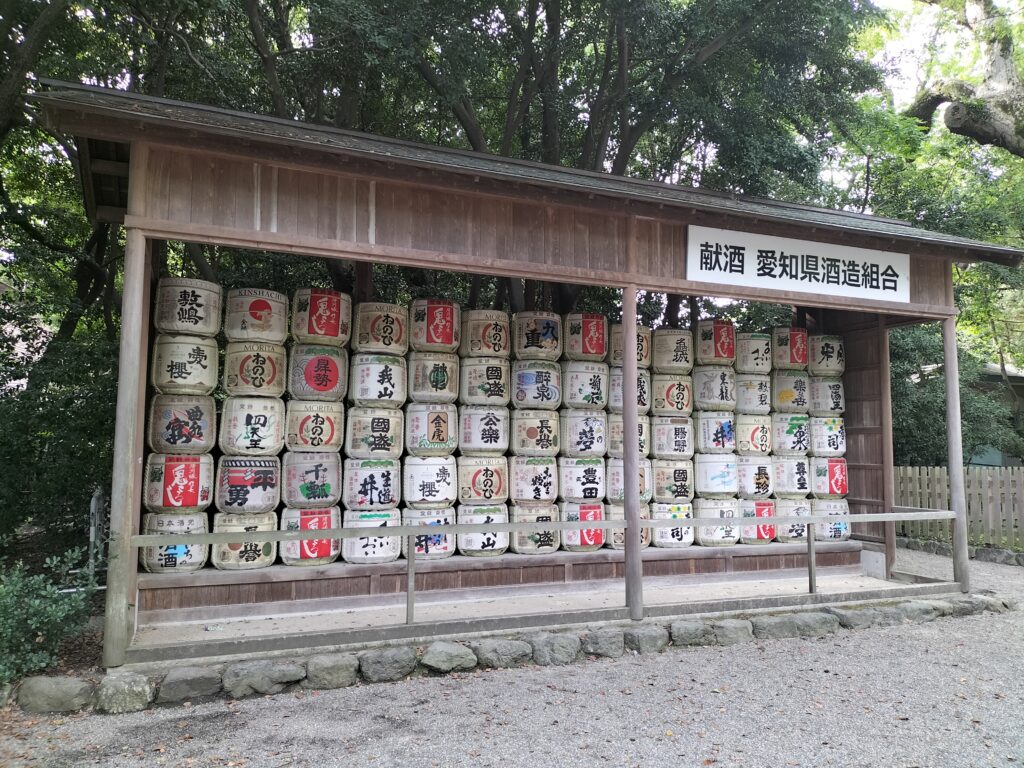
686, 225, 911, 304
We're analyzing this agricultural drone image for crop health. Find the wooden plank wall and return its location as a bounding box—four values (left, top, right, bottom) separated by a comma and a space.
844, 326, 886, 538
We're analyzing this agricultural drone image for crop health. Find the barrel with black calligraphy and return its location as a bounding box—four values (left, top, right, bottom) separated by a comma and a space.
344, 407, 403, 459
772, 370, 810, 413
651, 416, 694, 460
651, 374, 693, 416
735, 374, 771, 415
774, 498, 810, 542
736, 455, 773, 500
772, 326, 808, 371
291, 288, 351, 347
460, 356, 510, 407
148, 395, 217, 455
223, 288, 288, 343
511, 409, 560, 457
735, 414, 772, 456
407, 352, 459, 404
458, 456, 509, 506
808, 376, 846, 417
813, 498, 850, 541
735, 332, 772, 374
773, 456, 811, 498
458, 405, 510, 456
609, 367, 651, 414
692, 366, 737, 411
410, 298, 460, 353
652, 328, 694, 374
561, 360, 609, 409
456, 504, 509, 557
650, 503, 694, 548
279, 506, 342, 566
288, 344, 348, 401
563, 312, 608, 362
215, 456, 281, 514
282, 451, 342, 508
652, 459, 694, 504
771, 413, 810, 456
610, 324, 652, 369
349, 353, 407, 409
459, 310, 511, 358
342, 458, 401, 510
150, 334, 219, 395
402, 455, 458, 509
693, 498, 740, 547
508, 504, 561, 554
154, 277, 222, 337
810, 417, 846, 457
510, 456, 558, 503
401, 507, 456, 560
808, 334, 845, 376
695, 411, 736, 454
353, 302, 409, 355
513, 311, 562, 361
223, 342, 287, 397
405, 402, 458, 456
285, 400, 344, 453
219, 396, 286, 456
140, 513, 209, 573
143, 454, 214, 513
560, 409, 607, 458
558, 457, 605, 503
607, 413, 650, 459
512, 360, 562, 410
211, 511, 277, 570
342, 509, 401, 564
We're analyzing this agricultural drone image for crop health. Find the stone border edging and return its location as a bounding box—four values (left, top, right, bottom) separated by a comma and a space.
895, 536, 1024, 566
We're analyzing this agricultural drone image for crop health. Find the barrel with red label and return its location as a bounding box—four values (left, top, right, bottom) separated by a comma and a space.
144, 453, 214, 513
772, 326, 808, 370
739, 499, 776, 545
560, 501, 605, 552
695, 319, 735, 366
288, 344, 348, 401
563, 312, 608, 362
224, 288, 288, 343
410, 298, 460, 353
291, 288, 351, 347
279, 506, 342, 566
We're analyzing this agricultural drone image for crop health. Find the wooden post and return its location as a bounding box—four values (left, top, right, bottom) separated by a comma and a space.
622, 282, 643, 620
879, 317, 897, 577
943, 317, 971, 592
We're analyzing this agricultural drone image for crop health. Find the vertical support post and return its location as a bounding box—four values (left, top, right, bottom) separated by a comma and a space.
879, 317, 897, 578
807, 526, 817, 594
622, 218, 643, 620
943, 317, 971, 592
406, 535, 416, 624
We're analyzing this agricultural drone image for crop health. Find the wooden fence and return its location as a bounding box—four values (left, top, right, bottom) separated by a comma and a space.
895, 466, 1024, 549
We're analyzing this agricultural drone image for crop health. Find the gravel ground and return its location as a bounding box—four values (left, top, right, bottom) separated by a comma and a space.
2, 550, 1022, 768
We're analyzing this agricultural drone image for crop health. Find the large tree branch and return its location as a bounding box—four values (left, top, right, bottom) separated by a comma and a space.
244, 0, 290, 118
944, 100, 1024, 156
414, 58, 490, 152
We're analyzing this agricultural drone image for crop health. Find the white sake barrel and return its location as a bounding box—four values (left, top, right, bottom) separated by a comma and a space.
458, 405, 510, 456
773, 456, 811, 498
223, 288, 287, 343
407, 352, 459, 404
694, 454, 738, 498
292, 288, 351, 347
510, 456, 558, 503
739, 499, 776, 545
223, 342, 287, 397
772, 370, 810, 413
772, 326, 808, 370
511, 409, 560, 456
610, 324, 652, 369
283, 451, 342, 508
154, 277, 222, 337
607, 413, 651, 459
809, 334, 846, 376
560, 501, 605, 551
403, 455, 458, 508
288, 345, 348, 401
143, 454, 214, 513
285, 400, 344, 452
696, 319, 736, 365
772, 413, 810, 456
280, 506, 341, 566
736, 455, 773, 499
349, 353, 407, 409
652, 459, 694, 503
512, 360, 562, 410
813, 498, 851, 541
651, 503, 694, 548
405, 402, 458, 456
695, 411, 736, 453
410, 298, 461, 353
148, 395, 217, 454
692, 366, 737, 411
460, 310, 511, 358
775, 498, 810, 542
219, 396, 285, 456
563, 312, 608, 362
460, 356, 511, 406
809, 376, 846, 417
342, 458, 401, 510
560, 409, 607, 457
693, 497, 740, 546
211, 511, 277, 570
353, 302, 409, 355
458, 456, 509, 505
735, 414, 772, 456
139, 513, 209, 573
151, 334, 219, 395
509, 503, 560, 554
558, 457, 605, 502
651, 374, 693, 416
342, 509, 401, 564
606, 458, 653, 503
609, 367, 652, 415
215, 456, 281, 514
457, 504, 509, 556
735, 332, 772, 374
344, 407, 403, 459
651, 416, 694, 460
735, 374, 771, 415
606, 503, 651, 549
561, 361, 610, 409
513, 311, 562, 361
811, 457, 848, 499
652, 328, 694, 374
811, 417, 846, 457
401, 507, 456, 559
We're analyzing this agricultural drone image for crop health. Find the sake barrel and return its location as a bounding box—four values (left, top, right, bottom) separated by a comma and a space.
223, 288, 288, 343
410, 298, 460, 353
808, 334, 846, 376
219, 396, 286, 456
693, 497, 740, 546
651, 416, 694, 460
605, 457, 653, 503
651, 374, 693, 416
513, 311, 562, 361
349, 353, 407, 409
288, 345, 348, 401
139, 513, 209, 573
458, 405, 510, 456
148, 395, 216, 454
692, 366, 737, 411
694, 454, 738, 498
772, 326, 808, 370
510, 456, 558, 503
609, 367, 651, 414
558, 457, 605, 502
285, 400, 344, 453
511, 409, 560, 456
561, 361, 610, 409
512, 360, 562, 410
223, 342, 287, 397
342, 509, 401, 564
215, 456, 281, 514
151, 334, 219, 395
735, 414, 772, 456
460, 356, 511, 406
652, 328, 694, 374
458, 456, 509, 505
696, 319, 736, 365
695, 411, 736, 453
342, 458, 401, 510
773, 456, 811, 498
809, 376, 846, 417
560, 501, 605, 551
811, 457, 848, 499
607, 413, 651, 458
559, 409, 607, 457
344, 406, 403, 459
211, 511, 277, 570
459, 310, 511, 358
154, 277, 222, 337
735, 332, 772, 374
405, 402, 458, 456
736, 455, 773, 499
739, 499, 776, 545
401, 507, 456, 560
563, 312, 608, 361
652, 459, 694, 503
280, 506, 342, 566
407, 352, 459, 404
735, 374, 771, 415
509, 503, 560, 554
771, 370, 810, 413
772, 413, 810, 456
144, 454, 214, 513
605, 503, 651, 549
810, 417, 846, 457
775, 498, 810, 542
353, 302, 409, 355
283, 451, 342, 508
609, 324, 652, 368
291, 287, 351, 347
403, 455, 458, 509
813, 498, 851, 541
456, 504, 509, 556
651, 503, 694, 548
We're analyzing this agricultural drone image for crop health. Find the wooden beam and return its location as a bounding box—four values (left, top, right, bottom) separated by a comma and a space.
622, 216, 643, 621
90, 158, 130, 177
943, 317, 971, 592
879, 316, 897, 577
94, 205, 126, 223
